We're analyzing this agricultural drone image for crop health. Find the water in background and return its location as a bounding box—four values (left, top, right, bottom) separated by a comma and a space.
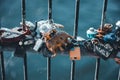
0, 0, 120, 80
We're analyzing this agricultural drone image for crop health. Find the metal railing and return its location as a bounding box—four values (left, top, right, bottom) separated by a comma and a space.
0, 0, 119, 80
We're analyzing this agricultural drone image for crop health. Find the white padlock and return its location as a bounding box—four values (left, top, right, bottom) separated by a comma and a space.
33, 39, 44, 51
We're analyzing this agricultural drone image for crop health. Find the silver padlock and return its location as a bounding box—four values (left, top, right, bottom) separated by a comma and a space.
116, 52, 120, 58
33, 39, 44, 52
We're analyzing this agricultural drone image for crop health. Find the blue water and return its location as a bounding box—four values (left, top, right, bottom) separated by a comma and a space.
0, 0, 120, 80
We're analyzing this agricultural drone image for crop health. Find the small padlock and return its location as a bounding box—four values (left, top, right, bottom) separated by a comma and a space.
69, 47, 81, 60
103, 33, 117, 43
33, 39, 44, 52
86, 27, 97, 39
116, 52, 120, 58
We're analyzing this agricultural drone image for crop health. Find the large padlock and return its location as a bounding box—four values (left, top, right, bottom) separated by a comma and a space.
93, 42, 115, 60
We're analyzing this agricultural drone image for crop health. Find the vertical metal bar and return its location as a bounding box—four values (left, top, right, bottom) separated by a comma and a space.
47, 0, 52, 80
73, 0, 80, 39
0, 19, 1, 29
47, 57, 51, 80
23, 53, 28, 80
0, 51, 5, 80
21, 0, 28, 79
94, 58, 100, 80
0, 19, 5, 80
71, 0, 80, 80
94, 0, 108, 80
21, 0, 26, 31
70, 60, 75, 80
48, 0, 52, 23
100, 0, 108, 29
118, 67, 120, 80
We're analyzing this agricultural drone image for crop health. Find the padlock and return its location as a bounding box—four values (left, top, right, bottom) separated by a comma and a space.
116, 52, 120, 58
33, 39, 44, 52
14, 45, 26, 57
93, 42, 115, 60
86, 27, 97, 39
69, 47, 81, 60
103, 33, 117, 43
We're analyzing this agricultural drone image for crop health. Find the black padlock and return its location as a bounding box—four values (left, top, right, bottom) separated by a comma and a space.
93, 42, 116, 60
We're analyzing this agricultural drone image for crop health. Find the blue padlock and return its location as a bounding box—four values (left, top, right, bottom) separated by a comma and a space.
86, 27, 97, 39
103, 32, 117, 43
